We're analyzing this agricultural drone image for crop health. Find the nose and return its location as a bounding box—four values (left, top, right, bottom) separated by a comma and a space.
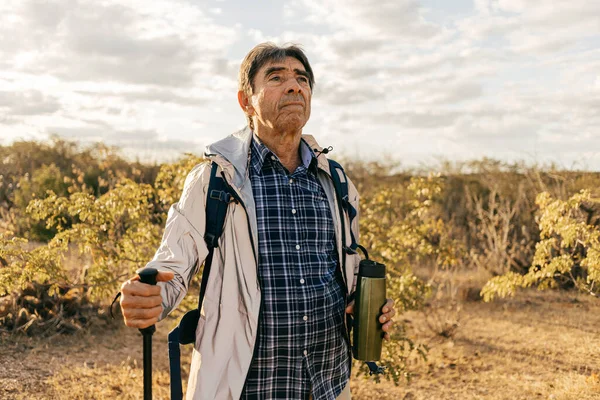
286, 78, 302, 94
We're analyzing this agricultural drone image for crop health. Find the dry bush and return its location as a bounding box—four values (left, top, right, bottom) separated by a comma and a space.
421, 278, 462, 340
465, 182, 532, 276
415, 266, 490, 341
0, 282, 112, 336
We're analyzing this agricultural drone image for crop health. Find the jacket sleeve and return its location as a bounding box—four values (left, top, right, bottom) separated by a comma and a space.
144, 162, 211, 321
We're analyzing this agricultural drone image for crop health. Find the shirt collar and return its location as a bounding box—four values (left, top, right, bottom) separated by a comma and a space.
250, 133, 318, 175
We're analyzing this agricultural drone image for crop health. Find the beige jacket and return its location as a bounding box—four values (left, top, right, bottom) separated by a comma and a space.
149, 127, 360, 400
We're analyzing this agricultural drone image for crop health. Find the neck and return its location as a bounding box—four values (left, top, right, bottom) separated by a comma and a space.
254, 126, 302, 173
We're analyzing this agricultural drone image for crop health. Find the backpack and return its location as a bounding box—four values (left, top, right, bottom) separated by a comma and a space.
167, 159, 378, 400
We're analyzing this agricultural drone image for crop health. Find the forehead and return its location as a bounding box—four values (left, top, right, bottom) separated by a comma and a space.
259, 56, 306, 74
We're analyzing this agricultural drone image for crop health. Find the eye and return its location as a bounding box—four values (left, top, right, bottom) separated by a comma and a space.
269, 75, 281, 82
298, 76, 309, 83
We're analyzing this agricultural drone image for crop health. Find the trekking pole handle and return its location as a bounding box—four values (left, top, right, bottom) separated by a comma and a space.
139, 267, 158, 285
138, 268, 158, 335
137, 267, 158, 400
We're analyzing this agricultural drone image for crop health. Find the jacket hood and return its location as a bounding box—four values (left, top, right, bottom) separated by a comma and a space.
205, 126, 333, 188
204, 126, 252, 189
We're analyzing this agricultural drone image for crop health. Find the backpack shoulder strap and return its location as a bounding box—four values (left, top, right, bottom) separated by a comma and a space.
204, 162, 233, 249
328, 159, 358, 251
198, 162, 233, 309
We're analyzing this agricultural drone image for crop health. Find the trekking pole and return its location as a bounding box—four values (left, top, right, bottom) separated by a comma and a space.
138, 268, 159, 400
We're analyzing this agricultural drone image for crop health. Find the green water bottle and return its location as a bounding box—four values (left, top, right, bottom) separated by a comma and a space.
352, 246, 386, 362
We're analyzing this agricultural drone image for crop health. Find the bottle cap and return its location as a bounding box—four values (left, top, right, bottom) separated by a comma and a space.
358, 260, 386, 278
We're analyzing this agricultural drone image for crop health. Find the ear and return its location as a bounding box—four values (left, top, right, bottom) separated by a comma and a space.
237, 91, 254, 116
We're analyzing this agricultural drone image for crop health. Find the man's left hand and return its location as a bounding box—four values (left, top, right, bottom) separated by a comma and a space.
345, 298, 396, 341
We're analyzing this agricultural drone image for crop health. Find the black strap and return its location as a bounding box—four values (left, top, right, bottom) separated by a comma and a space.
366, 361, 387, 375
198, 162, 232, 312
169, 161, 234, 400
328, 159, 358, 252
168, 328, 183, 399
168, 309, 200, 399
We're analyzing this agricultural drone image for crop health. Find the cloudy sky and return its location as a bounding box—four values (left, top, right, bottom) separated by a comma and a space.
1, 0, 599, 169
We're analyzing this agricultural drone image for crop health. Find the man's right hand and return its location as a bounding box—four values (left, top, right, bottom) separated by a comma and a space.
120, 271, 175, 329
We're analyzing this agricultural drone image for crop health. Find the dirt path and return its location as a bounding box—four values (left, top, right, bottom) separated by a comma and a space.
1, 290, 600, 399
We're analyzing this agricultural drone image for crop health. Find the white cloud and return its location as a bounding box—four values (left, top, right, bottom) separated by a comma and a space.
1, 0, 599, 168
1, 0, 238, 87
288, 0, 439, 39
0, 0, 244, 159
0, 90, 61, 116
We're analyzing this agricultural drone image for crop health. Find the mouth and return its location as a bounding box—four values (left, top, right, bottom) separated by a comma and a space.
281, 101, 304, 107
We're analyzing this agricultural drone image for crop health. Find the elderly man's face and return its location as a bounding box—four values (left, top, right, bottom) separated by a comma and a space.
243, 56, 312, 134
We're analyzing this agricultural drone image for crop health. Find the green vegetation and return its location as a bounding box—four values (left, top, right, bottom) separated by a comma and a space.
482, 189, 600, 301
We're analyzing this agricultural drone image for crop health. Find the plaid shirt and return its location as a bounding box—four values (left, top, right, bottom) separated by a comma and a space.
240, 135, 350, 400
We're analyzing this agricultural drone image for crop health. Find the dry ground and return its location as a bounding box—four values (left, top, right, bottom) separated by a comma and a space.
1, 289, 600, 400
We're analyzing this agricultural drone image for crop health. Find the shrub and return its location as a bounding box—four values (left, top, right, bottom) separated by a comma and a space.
0, 155, 202, 334
481, 190, 600, 301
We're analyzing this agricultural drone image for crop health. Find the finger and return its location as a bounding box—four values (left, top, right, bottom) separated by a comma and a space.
121, 278, 136, 291
379, 311, 395, 323
382, 321, 393, 332
121, 281, 161, 297
122, 305, 162, 320
157, 271, 175, 282
124, 316, 159, 329
383, 332, 390, 341
382, 298, 394, 313
345, 300, 355, 314
120, 294, 162, 309
383, 308, 396, 320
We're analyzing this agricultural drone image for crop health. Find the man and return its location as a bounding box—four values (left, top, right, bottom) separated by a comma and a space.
119, 43, 396, 400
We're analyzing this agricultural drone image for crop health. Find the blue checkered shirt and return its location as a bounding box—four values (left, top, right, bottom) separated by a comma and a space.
240, 135, 350, 400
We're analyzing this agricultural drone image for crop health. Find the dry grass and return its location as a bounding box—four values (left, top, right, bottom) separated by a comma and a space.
1, 289, 600, 400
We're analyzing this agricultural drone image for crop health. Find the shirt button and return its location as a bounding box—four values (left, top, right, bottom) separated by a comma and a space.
303, 315, 308, 321
295, 244, 300, 250
291, 209, 297, 214
289, 178, 294, 184
271, 155, 276, 161
303, 350, 308, 356
300, 278, 305, 284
